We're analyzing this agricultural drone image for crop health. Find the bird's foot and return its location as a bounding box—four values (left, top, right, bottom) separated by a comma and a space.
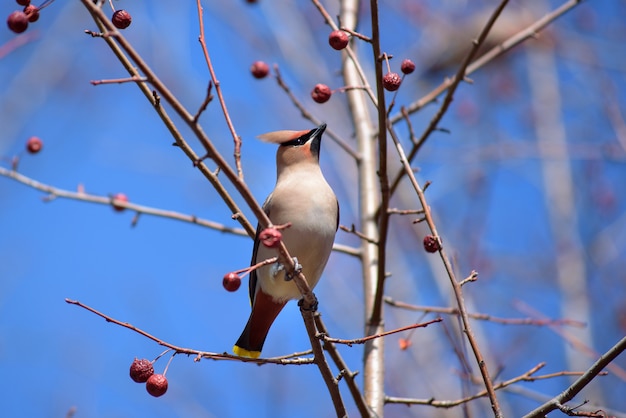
284, 257, 302, 281
298, 294, 318, 312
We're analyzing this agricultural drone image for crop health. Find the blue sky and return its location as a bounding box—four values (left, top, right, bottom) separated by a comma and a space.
1, 1, 625, 417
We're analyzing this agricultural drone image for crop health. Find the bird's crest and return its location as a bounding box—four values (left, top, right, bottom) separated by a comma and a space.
257, 129, 309, 145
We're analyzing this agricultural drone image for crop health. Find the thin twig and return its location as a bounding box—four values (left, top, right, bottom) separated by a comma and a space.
193, 81, 213, 123
0, 165, 360, 256
195, 0, 243, 180
65, 298, 315, 366
523, 336, 626, 418
90, 75, 147, 85
384, 296, 586, 328
322, 318, 441, 346
339, 224, 378, 245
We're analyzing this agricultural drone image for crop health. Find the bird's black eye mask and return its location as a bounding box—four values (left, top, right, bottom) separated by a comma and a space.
280, 132, 312, 147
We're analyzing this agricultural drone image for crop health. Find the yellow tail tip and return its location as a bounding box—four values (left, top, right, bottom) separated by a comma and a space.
233, 345, 261, 359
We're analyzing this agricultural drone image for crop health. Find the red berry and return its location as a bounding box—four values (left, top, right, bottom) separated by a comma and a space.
16, 0, 30, 6
328, 30, 349, 50
423, 235, 441, 253
250, 61, 269, 79
112, 9, 132, 29
23, 5, 39, 22
401, 59, 415, 75
112, 193, 128, 212
383, 72, 402, 92
223, 272, 241, 292
146, 374, 168, 397
129, 358, 154, 383
311, 83, 332, 103
398, 338, 412, 351
259, 228, 282, 248
26, 136, 42, 154
7, 11, 28, 33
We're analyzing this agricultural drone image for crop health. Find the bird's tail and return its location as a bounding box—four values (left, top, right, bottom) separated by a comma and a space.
233, 290, 286, 358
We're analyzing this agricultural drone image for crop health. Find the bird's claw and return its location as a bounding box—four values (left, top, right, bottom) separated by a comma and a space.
298, 294, 319, 312
284, 257, 302, 281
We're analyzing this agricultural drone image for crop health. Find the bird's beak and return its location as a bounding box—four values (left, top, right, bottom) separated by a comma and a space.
311, 123, 327, 139
309, 123, 327, 157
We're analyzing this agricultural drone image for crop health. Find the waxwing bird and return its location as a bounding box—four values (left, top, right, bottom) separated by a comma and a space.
233, 123, 339, 359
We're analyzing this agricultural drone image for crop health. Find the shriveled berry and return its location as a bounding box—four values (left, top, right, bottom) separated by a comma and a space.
7, 11, 28, 33
223, 272, 241, 292
383, 72, 402, 91
112, 193, 128, 212
26, 136, 42, 154
130, 358, 154, 383
146, 374, 168, 397
250, 61, 269, 79
401, 59, 415, 74
311, 83, 332, 103
16, 0, 30, 6
112, 9, 132, 29
259, 228, 282, 248
23, 5, 39, 22
328, 30, 349, 50
423, 235, 441, 253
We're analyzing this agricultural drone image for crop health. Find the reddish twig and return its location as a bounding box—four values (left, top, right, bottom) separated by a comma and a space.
385, 296, 587, 328
65, 298, 315, 365
195, 0, 243, 179
90, 75, 147, 85
321, 318, 442, 347
339, 224, 378, 245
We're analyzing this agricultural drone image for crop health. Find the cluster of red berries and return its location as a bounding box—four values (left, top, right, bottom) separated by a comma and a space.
7, 0, 41, 34
129, 358, 168, 397
249, 29, 414, 102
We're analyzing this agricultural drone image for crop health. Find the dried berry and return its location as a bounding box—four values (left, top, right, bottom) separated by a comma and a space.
146, 374, 168, 397
423, 235, 441, 253
250, 61, 269, 79
112, 193, 128, 212
129, 358, 154, 383
328, 30, 349, 50
311, 83, 331, 103
382, 72, 402, 92
223, 272, 242, 292
16, 0, 30, 6
400, 59, 415, 75
259, 228, 282, 248
7, 11, 28, 34
112, 9, 132, 29
26, 136, 42, 154
23, 5, 39, 22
